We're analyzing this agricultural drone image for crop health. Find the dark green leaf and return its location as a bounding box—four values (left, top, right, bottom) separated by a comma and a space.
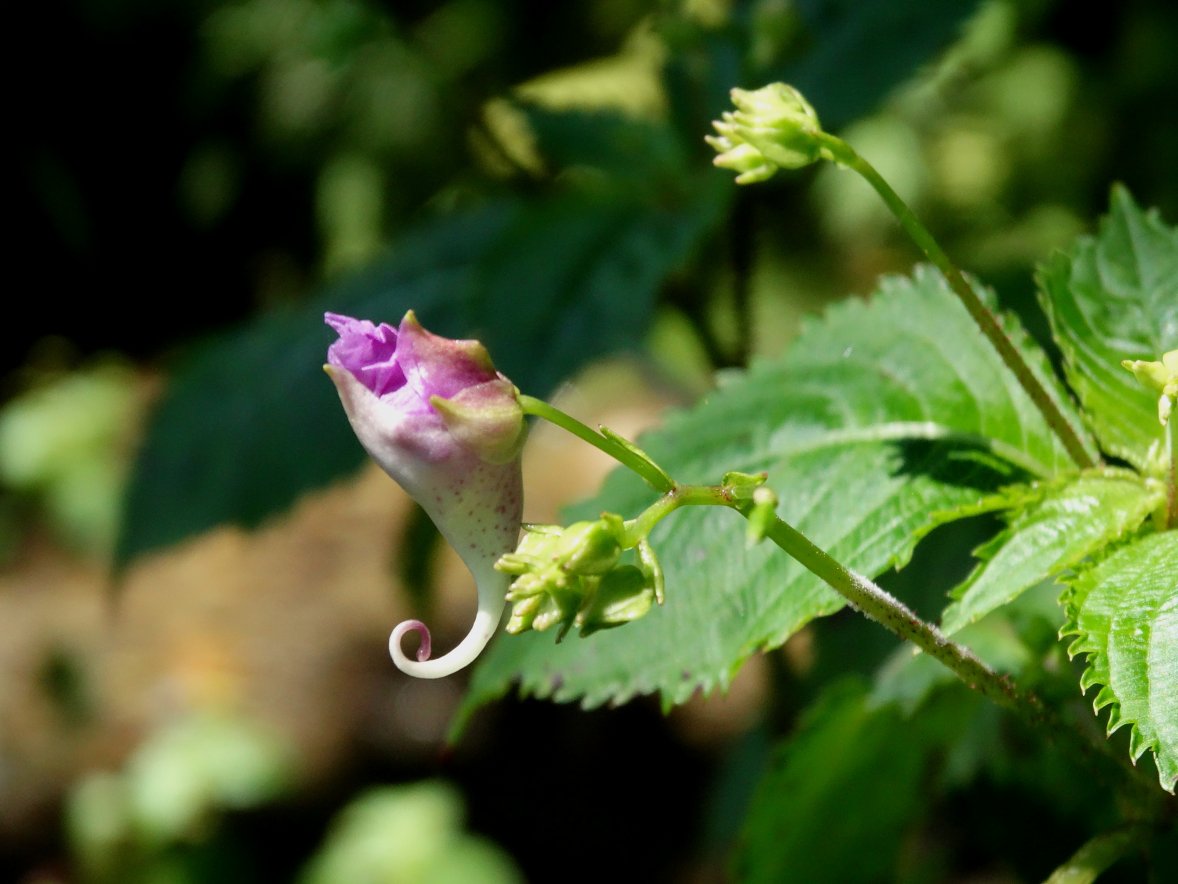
780, 0, 984, 128
118, 186, 723, 565
734, 679, 950, 883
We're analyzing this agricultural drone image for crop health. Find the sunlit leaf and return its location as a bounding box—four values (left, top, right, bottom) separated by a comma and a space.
1061, 530, 1178, 793
1037, 186, 1178, 469
941, 471, 1164, 634
458, 266, 1089, 721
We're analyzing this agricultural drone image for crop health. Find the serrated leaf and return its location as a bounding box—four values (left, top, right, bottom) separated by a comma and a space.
734, 679, 950, 884
457, 266, 1091, 721
1061, 530, 1178, 793
118, 187, 723, 564
941, 471, 1164, 634
1037, 186, 1178, 469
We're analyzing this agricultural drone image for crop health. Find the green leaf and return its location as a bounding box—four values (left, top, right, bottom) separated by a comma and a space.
521, 105, 690, 192
457, 266, 1090, 721
941, 471, 1165, 634
117, 187, 723, 565
1061, 530, 1178, 793
1037, 186, 1178, 469
734, 679, 952, 884
782, 0, 985, 129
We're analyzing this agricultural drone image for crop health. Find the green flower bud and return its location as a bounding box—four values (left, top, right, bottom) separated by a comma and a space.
707, 83, 829, 184
556, 514, 625, 575
506, 588, 580, 638
745, 485, 778, 547
575, 566, 656, 637
1122, 349, 1178, 426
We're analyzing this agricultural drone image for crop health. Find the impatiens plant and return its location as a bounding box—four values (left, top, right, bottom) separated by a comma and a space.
324, 82, 1176, 879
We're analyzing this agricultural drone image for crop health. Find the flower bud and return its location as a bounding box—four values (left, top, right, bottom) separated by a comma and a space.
325, 311, 525, 678
1122, 349, 1178, 426
555, 515, 625, 575
574, 566, 656, 637
707, 83, 828, 183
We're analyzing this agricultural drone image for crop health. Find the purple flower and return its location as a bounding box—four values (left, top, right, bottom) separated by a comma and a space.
324, 311, 525, 678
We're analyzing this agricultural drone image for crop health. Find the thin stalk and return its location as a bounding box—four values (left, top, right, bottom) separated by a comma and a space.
816, 133, 1096, 470
1168, 415, 1177, 529
749, 499, 1158, 803
519, 394, 674, 493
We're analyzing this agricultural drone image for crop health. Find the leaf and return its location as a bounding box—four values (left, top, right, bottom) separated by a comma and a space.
940, 471, 1165, 634
1037, 186, 1178, 469
1044, 829, 1139, 884
734, 679, 953, 884
521, 104, 690, 191
1061, 530, 1178, 793
782, 0, 985, 129
457, 266, 1091, 721
117, 186, 723, 565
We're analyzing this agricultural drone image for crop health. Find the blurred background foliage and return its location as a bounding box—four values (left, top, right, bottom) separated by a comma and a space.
4, 0, 1178, 881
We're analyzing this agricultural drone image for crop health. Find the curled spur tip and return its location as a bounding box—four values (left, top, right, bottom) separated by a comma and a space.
387, 563, 508, 679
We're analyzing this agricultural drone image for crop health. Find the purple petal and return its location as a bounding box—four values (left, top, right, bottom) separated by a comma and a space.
395, 313, 499, 401
324, 312, 407, 398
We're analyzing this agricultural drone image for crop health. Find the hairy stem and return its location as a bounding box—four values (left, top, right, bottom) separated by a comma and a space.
816, 133, 1096, 470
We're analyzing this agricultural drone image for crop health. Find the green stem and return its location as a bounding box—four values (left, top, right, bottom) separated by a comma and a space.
760, 512, 1027, 713
747, 494, 1157, 803
816, 133, 1096, 470
1167, 414, 1177, 529
519, 394, 674, 493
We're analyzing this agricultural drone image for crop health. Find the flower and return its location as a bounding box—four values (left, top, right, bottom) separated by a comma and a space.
324, 311, 525, 678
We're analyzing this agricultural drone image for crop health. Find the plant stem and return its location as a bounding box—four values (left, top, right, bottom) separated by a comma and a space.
816, 133, 1096, 470
1167, 414, 1177, 529
519, 394, 674, 493
741, 494, 1158, 803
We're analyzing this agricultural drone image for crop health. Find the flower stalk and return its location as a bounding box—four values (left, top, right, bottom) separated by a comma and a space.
706, 83, 1097, 470
815, 133, 1096, 470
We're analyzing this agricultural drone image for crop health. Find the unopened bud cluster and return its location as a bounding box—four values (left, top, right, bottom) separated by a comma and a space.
706, 83, 828, 184
1123, 349, 1178, 426
496, 514, 664, 640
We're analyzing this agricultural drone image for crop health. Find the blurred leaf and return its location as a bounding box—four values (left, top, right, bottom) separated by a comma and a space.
1037, 186, 1178, 469
941, 471, 1164, 633
734, 679, 955, 883
1060, 530, 1178, 793
522, 104, 689, 188
777, 0, 984, 129
118, 182, 723, 565
1044, 828, 1139, 884
126, 713, 291, 845
298, 782, 521, 884
457, 266, 1086, 721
